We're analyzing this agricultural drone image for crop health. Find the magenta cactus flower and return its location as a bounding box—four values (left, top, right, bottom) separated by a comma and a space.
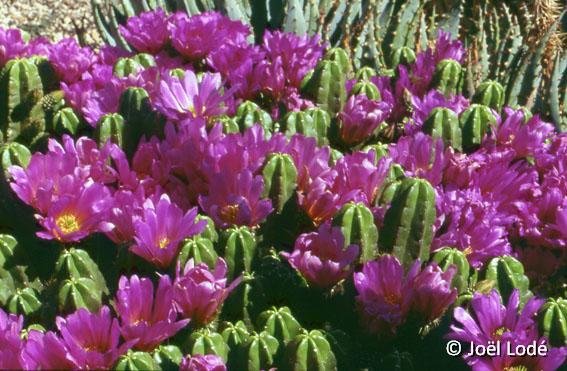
0, 309, 25, 370
35, 180, 114, 242
390, 133, 446, 186
198, 169, 273, 229
0, 27, 26, 67
299, 177, 341, 226
285, 135, 331, 192
169, 12, 250, 61
179, 354, 227, 371
22, 331, 75, 370
331, 151, 392, 206
130, 193, 205, 268
48, 38, 96, 84
337, 94, 391, 146
353, 255, 409, 336
433, 188, 511, 267
119, 9, 170, 54
445, 290, 559, 368
405, 262, 457, 322
153, 70, 231, 122
82, 79, 125, 126
260, 30, 324, 89
207, 43, 264, 100
116, 274, 189, 351
174, 258, 241, 325
56, 306, 134, 369
282, 222, 359, 288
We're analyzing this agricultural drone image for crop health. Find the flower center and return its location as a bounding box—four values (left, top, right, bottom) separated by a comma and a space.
492, 326, 508, 339
158, 237, 170, 249
219, 204, 239, 224
55, 214, 80, 235
384, 293, 401, 306
463, 246, 473, 256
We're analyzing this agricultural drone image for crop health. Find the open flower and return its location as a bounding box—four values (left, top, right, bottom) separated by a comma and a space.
354, 255, 456, 335
337, 95, 391, 146
36, 180, 114, 242
22, 331, 75, 370
116, 274, 189, 351
119, 9, 170, 54
56, 306, 134, 369
153, 70, 230, 122
0, 27, 26, 68
354, 255, 408, 336
198, 170, 273, 228
169, 12, 250, 61
174, 258, 240, 325
282, 222, 359, 288
405, 262, 457, 323
48, 38, 95, 84
445, 290, 566, 369
130, 194, 205, 268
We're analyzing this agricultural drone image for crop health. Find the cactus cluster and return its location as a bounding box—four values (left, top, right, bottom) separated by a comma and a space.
0, 5, 566, 371
92, 0, 567, 130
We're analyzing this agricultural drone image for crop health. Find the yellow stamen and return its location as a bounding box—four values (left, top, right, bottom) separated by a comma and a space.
220, 204, 239, 224
492, 326, 508, 339
55, 214, 80, 235
158, 237, 170, 249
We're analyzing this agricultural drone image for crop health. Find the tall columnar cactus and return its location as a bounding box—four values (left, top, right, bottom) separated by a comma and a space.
378, 177, 436, 267
432, 247, 471, 294
221, 226, 257, 280
323, 48, 353, 76
484, 255, 531, 305
302, 59, 347, 116
186, 328, 229, 362
262, 153, 298, 213
422, 107, 462, 151
257, 306, 302, 344
472, 80, 505, 111
459, 104, 497, 152
234, 101, 273, 135
237, 331, 279, 371
0, 58, 47, 145
332, 202, 379, 263
538, 298, 567, 347
286, 329, 337, 371
432, 59, 463, 97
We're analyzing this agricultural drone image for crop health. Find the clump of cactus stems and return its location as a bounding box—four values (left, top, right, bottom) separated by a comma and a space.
1, 6, 567, 370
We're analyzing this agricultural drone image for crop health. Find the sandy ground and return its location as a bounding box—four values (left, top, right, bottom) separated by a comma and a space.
0, 0, 102, 45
